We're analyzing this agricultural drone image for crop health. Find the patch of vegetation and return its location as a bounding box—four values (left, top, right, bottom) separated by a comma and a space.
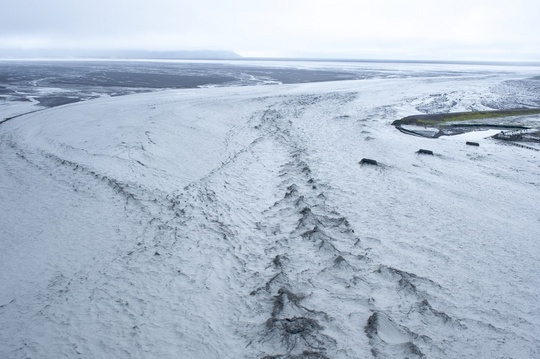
395, 108, 540, 126
392, 107, 540, 139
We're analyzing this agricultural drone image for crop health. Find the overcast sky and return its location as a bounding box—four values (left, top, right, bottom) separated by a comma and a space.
1, 0, 539, 61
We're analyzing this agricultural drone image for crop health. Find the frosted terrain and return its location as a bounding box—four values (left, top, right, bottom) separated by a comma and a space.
1, 63, 540, 358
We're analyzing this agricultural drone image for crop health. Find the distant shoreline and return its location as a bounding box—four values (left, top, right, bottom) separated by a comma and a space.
1, 56, 539, 68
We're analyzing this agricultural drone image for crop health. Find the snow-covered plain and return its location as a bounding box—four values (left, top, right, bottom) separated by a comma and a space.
1, 64, 540, 358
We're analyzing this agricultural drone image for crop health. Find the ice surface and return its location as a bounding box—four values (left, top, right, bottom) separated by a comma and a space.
1, 65, 540, 358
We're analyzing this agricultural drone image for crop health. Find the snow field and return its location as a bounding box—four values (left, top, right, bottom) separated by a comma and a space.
1, 71, 540, 358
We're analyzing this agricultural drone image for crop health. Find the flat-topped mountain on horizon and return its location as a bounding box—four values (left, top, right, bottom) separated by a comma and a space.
0, 49, 242, 60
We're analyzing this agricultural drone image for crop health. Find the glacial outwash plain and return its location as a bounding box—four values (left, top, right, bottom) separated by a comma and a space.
1, 61, 540, 358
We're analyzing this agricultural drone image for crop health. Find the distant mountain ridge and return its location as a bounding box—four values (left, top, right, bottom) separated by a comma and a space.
0, 49, 242, 60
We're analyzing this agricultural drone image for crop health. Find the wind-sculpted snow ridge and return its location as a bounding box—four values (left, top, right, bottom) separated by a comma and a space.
1, 70, 540, 358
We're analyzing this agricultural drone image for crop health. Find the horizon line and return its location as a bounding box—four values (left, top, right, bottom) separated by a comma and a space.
1, 56, 539, 67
